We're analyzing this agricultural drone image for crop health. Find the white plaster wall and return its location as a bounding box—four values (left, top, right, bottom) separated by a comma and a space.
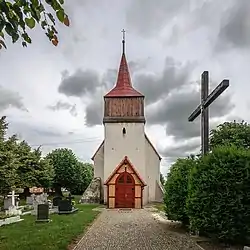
145, 137, 161, 203
93, 143, 104, 181
104, 122, 146, 203
93, 143, 104, 202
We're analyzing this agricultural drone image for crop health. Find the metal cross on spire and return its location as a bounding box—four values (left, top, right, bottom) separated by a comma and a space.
121, 29, 126, 54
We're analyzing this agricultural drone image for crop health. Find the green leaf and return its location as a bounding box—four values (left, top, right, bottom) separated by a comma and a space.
0, 39, 7, 49
41, 20, 47, 30
5, 23, 14, 36
0, 31, 4, 39
25, 17, 35, 29
31, 0, 39, 7
12, 33, 19, 43
56, 9, 64, 23
58, 0, 64, 4
22, 32, 31, 43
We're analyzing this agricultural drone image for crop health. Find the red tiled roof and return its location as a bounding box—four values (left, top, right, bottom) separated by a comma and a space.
105, 53, 144, 97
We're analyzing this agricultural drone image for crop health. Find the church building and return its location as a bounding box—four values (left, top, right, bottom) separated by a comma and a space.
91, 36, 163, 208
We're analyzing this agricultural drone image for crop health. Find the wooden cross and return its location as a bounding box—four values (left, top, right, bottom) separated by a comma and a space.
188, 71, 229, 155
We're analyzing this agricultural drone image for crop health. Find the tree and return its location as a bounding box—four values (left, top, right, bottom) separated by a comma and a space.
0, 0, 69, 49
160, 173, 165, 186
0, 134, 19, 196
70, 162, 94, 195
164, 157, 197, 225
45, 148, 79, 196
16, 142, 54, 198
210, 120, 250, 150
0, 116, 54, 197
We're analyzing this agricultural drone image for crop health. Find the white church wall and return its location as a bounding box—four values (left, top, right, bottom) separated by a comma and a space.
104, 122, 146, 203
145, 137, 161, 203
93, 143, 104, 181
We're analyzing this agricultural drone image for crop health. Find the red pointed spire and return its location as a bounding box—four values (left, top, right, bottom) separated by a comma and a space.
105, 31, 144, 97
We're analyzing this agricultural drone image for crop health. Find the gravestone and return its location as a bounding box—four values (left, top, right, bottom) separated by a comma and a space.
6, 205, 22, 216
32, 193, 48, 215
36, 204, 49, 223
26, 196, 33, 205
53, 196, 62, 207
66, 194, 74, 204
58, 199, 78, 214
4, 191, 19, 210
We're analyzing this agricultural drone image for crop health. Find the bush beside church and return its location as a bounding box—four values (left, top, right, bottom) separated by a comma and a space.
164, 121, 250, 245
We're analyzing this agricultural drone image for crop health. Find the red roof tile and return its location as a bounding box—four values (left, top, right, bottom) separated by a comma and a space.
105, 53, 144, 97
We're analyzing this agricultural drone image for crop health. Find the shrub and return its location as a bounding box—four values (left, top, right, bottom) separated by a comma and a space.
186, 146, 250, 243
164, 157, 197, 224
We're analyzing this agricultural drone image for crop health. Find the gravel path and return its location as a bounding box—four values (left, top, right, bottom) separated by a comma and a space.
74, 207, 200, 250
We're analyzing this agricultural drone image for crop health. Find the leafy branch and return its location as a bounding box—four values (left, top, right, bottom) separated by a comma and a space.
0, 0, 69, 49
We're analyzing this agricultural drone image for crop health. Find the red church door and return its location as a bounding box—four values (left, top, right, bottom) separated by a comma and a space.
115, 172, 135, 208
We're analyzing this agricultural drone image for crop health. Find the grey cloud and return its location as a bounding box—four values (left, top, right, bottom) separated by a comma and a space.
0, 86, 27, 112
160, 138, 200, 158
84, 57, 194, 125
216, 0, 250, 50
48, 100, 77, 117
7, 120, 64, 144
126, 0, 188, 37
134, 57, 195, 105
58, 58, 150, 126
58, 69, 100, 97
85, 99, 103, 126
147, 81, 234, 140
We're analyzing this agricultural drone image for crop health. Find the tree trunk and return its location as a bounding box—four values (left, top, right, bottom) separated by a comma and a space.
20, 187, 31, 199
54, 184, 63, 197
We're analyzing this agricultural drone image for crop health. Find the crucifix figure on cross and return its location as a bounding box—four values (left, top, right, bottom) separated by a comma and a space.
188, 71, 229, 155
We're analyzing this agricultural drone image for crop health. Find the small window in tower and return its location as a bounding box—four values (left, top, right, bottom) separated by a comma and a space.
122, 127, 126, 135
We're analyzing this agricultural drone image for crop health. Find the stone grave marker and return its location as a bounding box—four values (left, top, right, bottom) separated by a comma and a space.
32, 193, 48, 215
4, 190, 19, 210
36, 204, 50, 223
52, 196, 62, 207
58, 199, 78, 214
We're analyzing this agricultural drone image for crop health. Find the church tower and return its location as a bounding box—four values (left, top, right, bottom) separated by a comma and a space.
103, 33, 147, 204
86, 32, 163, 208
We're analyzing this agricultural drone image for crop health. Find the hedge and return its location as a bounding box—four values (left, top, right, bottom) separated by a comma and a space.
164, 157, 197, 225
186, 146, 250, 243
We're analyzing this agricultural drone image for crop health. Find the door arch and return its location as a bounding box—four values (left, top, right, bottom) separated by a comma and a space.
115, 172, 135, 208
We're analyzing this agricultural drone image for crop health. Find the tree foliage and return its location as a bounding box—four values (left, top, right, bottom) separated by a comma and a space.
210, 120, 250, 150
0, 0, 69, 49
45, 148, 93, 196
164, 157, 196, 225
160, 173, 165, 186
0, 116, 54, 196
187, 146, 250, 243
70, 162, 94, 195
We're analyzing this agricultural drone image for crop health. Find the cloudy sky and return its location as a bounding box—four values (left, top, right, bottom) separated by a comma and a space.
0, 0, 249, 175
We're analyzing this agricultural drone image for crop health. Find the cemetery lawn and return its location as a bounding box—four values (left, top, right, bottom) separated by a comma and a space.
0, 204, 100, 250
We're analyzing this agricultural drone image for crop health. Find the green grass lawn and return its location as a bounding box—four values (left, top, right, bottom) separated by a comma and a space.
0, 204, 100, 250
154, 203, 166, 212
